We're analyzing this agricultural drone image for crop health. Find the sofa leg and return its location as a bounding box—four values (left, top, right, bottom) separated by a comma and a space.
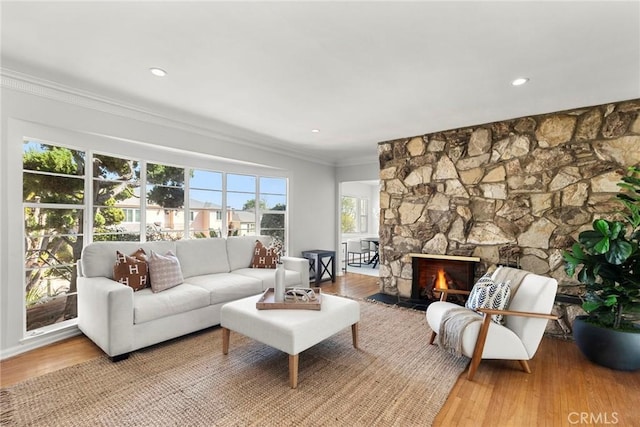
110, 353, 130, 362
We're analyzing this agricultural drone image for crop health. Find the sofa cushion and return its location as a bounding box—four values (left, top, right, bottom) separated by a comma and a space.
233, 267, 301, 290
185, 273, 263, 305
148, 251, 184, 293
175, 238, 230, 278
113, 249, 149, 291
226, 235, 273, 271
133, 284, 210, 324
81, 241, 176, 278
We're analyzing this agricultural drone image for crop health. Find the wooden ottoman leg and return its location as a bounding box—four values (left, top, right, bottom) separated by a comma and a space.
289, 354, 299, 389
351, 323, 359, 349
222, 327, 230, 355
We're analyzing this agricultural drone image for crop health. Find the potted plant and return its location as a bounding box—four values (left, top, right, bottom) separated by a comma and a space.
563, 166, 640, 371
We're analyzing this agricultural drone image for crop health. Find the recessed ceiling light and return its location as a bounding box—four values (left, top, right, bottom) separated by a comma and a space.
311, 129, 320, 133
150, 67, 167, 77
511, 77, 529, 86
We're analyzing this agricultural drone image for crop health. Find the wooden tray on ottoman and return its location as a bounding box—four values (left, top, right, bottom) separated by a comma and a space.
256, 287, 322, 310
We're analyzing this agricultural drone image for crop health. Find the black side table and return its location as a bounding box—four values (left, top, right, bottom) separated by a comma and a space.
301, 250, 336, 284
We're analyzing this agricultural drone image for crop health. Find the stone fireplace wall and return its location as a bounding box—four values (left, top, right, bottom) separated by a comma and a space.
378, 99, 640, 336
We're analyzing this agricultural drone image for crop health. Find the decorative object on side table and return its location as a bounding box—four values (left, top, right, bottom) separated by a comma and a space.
563, 166, 640, 371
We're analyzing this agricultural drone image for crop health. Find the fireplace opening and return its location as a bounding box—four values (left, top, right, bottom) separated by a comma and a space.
411, 254, 479, 303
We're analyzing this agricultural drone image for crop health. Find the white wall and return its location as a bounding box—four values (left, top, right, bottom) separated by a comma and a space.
0, 80, 337, 358
335, 162, 379, 183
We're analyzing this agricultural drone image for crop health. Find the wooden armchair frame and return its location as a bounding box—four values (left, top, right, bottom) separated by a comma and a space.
429, 288, 558, 381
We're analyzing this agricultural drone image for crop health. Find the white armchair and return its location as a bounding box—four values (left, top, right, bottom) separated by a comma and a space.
426, 266, 558, 380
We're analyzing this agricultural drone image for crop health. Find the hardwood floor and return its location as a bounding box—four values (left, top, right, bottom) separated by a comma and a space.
2, 273, 639, 426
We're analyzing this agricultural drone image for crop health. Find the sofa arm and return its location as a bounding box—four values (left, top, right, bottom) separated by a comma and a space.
281, 256, 310, 288
77, 276, 134, 358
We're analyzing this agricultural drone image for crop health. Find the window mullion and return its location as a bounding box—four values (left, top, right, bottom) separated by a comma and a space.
85, 148, 93, 245
184, 168, 190, 238
256, 176, 261, 236
222, 173, 227, 237
140, 162, 147, 242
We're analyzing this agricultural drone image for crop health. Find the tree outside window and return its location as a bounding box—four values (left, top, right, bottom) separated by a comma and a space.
259, 177, 286, 243
92, 153, 140, 242
341, 195, 368, 234
146, 163, 186, 240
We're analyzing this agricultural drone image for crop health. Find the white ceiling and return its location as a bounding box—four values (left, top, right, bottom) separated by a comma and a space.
2, 1, 639, 166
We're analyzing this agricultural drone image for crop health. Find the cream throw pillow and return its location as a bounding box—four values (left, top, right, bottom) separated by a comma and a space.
147, 250, 184, 293
465, 273, 511, 324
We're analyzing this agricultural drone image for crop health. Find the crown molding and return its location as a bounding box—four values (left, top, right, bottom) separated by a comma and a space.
0, 67, 336, 167
334, 154, 379, 168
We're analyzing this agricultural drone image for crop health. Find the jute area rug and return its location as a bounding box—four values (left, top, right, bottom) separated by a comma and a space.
1, 300, 468, 427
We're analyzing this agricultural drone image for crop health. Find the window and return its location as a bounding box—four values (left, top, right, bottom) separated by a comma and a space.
21, 138, 288, 336
122, 209, 140, 223
23, 140, 85, 331
92, 153, 141, 242
341, 195, 368, 233
359, 199, 368, 233
188, 169, 223, 238
146, 163, 185, 241
226, 174, 257, 237
259, 177, 287, 242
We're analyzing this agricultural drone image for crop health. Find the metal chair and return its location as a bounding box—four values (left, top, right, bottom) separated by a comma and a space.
346, 239, 370, 267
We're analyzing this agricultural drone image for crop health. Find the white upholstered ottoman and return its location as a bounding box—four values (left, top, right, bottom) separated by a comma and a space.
221, 293, 360, 388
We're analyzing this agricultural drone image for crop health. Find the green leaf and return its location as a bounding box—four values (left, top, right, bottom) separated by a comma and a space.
609, 221, 623, 239
579, 230, 606, 251
578, 267, 597, 285
564, 263, 575, 277
593, 219, 610, 235
571, 243, 585, 259
605, 240, 633, 265
582, 301, 601, 312
594, 237, 610, 254
563, 244, 585, 263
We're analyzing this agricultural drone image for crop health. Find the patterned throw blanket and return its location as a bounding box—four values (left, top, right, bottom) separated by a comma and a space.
438, 307, 482, 357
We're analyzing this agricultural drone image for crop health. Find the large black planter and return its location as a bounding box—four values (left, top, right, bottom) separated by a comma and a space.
573, 316, 640, 371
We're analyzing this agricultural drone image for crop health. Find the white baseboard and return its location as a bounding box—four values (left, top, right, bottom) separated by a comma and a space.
1, 325, 82, 361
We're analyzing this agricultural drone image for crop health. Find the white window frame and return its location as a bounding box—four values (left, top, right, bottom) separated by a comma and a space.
15, 127, 290, 340
341, 195, 369, 234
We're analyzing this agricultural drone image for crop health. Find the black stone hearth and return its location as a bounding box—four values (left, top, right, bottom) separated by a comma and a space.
365, 293, 432, 311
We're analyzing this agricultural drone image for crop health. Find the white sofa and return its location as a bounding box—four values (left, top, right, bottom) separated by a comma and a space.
77, 236, 309, 360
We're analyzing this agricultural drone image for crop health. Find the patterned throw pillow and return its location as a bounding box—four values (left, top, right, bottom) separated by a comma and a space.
465, 273, 511, 324
147, 250, 184, 293
251, 240, 281, 269
113, 249, 149, 291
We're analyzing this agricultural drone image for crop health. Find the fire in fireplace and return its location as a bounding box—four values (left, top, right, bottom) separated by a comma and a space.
410, 254, 479, 302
